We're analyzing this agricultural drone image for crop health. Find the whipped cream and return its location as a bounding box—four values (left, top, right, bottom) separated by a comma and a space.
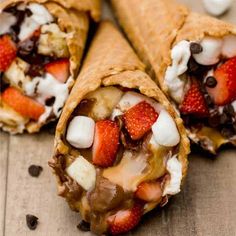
164, 40, 191, 103
19, 3, 53, 41
0, 12, 16, 35
203, 0, 233, 16
25, 73, 73, 118
163, 155, 182, 196
66, 116, 95, 149
151, 110, 180, 147
66, 156, 96, 191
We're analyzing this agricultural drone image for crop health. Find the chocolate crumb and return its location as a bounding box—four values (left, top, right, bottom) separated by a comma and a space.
26, 214, 38, 230
205, 76, 217, 88
190, 42, 203, 54
28, 165, 43, 177
77, 220, 90, 232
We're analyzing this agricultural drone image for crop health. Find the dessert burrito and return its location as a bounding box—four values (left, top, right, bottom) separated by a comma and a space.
49, 21, 189, 235
112, 0, 236, 153
0, 0, 100, 133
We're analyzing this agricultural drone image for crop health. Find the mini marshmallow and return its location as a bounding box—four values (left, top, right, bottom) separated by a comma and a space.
222, 35, 236, 58
163, 155, 182, 196
0, 12, 16, 35
203, 0, 232, 16
193, 37, 222, 65
66, 156, 96, 191
110, 108, 123, 120
151, 110, 180, 147
66, 116, 95, 149
118, 91, 162, 113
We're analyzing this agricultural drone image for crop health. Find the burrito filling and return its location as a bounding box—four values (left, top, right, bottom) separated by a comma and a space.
164, 36, 236, 152
0, 3, 73, 133
61, 86, 182, 235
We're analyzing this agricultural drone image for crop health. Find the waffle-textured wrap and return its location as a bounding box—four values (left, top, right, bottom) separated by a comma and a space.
49, 21, 190, 215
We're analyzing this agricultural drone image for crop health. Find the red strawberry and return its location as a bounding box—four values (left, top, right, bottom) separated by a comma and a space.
45, 58, 70, 83
2, 87, 45, 120
123, 101, 158, 140
135, 181, 163, 202
180, 82, 209, 117
92, 120, 120, 167
207, 57, 236, 105
0, 35, 17, 72
107, 202, 143, 235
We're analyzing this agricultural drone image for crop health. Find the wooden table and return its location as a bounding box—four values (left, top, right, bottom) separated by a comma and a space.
0, 0, 236, 235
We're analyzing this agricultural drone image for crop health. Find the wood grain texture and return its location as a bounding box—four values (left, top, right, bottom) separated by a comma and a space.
0, 0, 236, 236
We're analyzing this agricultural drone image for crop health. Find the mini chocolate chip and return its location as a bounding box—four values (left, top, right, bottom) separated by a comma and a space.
221, 128, 234, 138
190, 42, 203, 54
77, 220, 90, 232
188, 57, 199, 73
205, 95, 214, 107
205, 76, 217, 88
224, 104, 235, 116
26, 214, 38, 230
45, 97, 55, 106
28, 165, 43, 177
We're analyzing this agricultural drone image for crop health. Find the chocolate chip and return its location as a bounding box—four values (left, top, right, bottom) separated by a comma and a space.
26, 214, 38, 230
224, 104, 235, 116
221, 127, 234, 138
28, 165, 43, 177
77, 220, 90, 232
45, 97, 55, 106
208, 111, 221, 127
205, 95, 214, 107
205, 76, 217, 88
190, 42, 203, 54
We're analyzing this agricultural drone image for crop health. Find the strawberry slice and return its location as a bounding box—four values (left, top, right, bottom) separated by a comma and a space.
45, 58, 70, 83
107, 202, 143, 235
207, 57, 236, 105
123, 101, 158, 140
135, 181, 163, 202
0, 35, 17, 72
180, 82, 209, 117
2, 87, 45, 120
92, 120, 120, 167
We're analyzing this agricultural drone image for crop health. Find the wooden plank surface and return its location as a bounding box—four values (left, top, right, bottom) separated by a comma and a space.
0, 0, 236, 236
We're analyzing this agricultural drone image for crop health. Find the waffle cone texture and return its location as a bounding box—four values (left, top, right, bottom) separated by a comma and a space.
49, 21, 190, 216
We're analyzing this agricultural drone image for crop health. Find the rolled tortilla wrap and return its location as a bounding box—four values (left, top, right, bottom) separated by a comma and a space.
0, 0, 100, 133
49, 21, 189, 235
111, 0, 236, 153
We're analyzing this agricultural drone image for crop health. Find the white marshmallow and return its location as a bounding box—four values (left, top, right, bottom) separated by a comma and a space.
203, 0, 232, 16
164, 41, 191, 103
66, 156, 96, 191
163, 155, 182, 196
110, 108, 123, 120
222, 35, 236, 58
193, 37, 223, 65
66, 116, 95, 149
118, 91, 162, 113
0, 12, 16, 35
151, 110, 180, 147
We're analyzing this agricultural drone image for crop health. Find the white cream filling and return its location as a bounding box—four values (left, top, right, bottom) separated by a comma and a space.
66, 156, 96, 191
203, 0, 233, 16
19, 3, 53, 41
0, 12, 16, 35
163, 155, 182, 196
25, 74, 73, 120
164, 40, 191, 103
165, 36, 236, 104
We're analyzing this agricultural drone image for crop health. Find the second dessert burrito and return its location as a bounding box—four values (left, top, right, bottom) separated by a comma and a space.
49, 21, 189, 235
112, 0, 236, 153
0, 0, 100, 133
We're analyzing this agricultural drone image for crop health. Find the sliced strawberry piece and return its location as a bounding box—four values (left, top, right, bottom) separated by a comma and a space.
123, 101, 158, 140
2, 87, 45, 120
207, 57, 236, 105
135, 181, 163, 202
180, 82, 209, 117
107, 202, 143, 235
45, 58, 70, 83
92, 120, 120, 168
0, 35, 17, 72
